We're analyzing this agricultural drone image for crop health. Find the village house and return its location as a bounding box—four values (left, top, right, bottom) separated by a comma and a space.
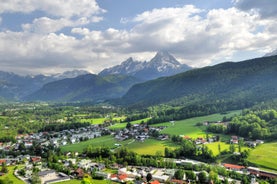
223, 163, 245, 172
230, 136, 239, 144
39, 170, 70, 184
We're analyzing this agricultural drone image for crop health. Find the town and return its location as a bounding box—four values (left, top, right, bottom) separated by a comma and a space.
0, 117, 276, 184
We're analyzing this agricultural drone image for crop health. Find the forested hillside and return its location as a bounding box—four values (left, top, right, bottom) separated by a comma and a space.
119, 55, 277, 111
25, 74, 141, 102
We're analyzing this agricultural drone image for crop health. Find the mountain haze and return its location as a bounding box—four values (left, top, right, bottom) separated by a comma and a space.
0, 70, 90, 101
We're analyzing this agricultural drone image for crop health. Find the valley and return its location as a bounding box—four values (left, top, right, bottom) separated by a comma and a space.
0, 102, 276, 184
0, 54, 277, 183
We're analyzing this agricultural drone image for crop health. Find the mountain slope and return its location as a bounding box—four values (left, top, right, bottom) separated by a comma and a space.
99, 51, 192, 80
24, 74, 141, 102
0, 70, 90, 101
119, 55, 277, 107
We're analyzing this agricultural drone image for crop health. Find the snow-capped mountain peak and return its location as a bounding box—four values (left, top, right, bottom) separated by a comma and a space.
99, 51, 192, 80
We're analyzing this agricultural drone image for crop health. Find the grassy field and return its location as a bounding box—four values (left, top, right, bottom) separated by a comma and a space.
206, 142, 230, 156
57, 179, 81, 184
153, 110, 241, 138
61, 135, 133, 152
0, 166, 25, 184
57, 179, 115, 184
79, 118, 106, 124
125, 139, 179, 156
206, 142, 250, 156
109, 118, 151, 130
61, 135, 178, 156
247, 142, 277, 171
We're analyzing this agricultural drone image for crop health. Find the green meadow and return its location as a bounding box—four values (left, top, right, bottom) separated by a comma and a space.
247, 142, 277, 171
61, 135, 178, 156
153, 110, 241, 138
61, 135, 132, 153
125, 139, 179, 156
0, 166, 24, 184
109, 118, 151, 130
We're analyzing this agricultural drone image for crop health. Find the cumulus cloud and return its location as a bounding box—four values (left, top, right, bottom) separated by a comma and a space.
0, 0, 105, 18
0, 3, 276, 74
235, 0, 277, 19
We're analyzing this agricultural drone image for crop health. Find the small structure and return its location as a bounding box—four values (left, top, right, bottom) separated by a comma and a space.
39, 170, 70, 184
223, 163, 245, 171
230, 136, 238, 144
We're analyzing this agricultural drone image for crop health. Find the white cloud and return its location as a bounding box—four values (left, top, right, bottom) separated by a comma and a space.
0, 4, 276, 75
21, 17, 93, 34
0, 0, 105, 18
22, 17, 72, 34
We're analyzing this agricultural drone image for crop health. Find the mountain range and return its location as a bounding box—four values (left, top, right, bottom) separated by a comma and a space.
99, 51, 192, 80
1, 51, 277, 110
1, 51, 189, 102
0, 70, 90, 101
119, 55, 277, 109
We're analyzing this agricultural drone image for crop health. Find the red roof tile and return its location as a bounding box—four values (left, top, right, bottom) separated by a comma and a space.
223, 163, 245, 170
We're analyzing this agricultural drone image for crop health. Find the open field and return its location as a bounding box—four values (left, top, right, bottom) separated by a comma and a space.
206, 142, 230, 156
0, 166, 25, 184
153, 110, 241, 138
57, 179, 116, 184
61, 136, 178, 156
61, 135, 132, 152
109, 118, 151, 130
247, 142, 277, 171
125, 139, 179, 156
56, 179, 81, 184
206, 142, 250, 156
79, 117, 106, 124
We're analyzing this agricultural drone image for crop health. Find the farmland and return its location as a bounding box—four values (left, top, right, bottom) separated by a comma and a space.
247, 142, 277, 171
125, 139, 179, 156
61, 135, 132, 153
61, 135, 178, 156
152, 110, 241, 138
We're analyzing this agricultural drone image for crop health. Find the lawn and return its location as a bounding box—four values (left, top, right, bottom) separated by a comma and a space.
247, 142, 277, 171
57, 179, 81, 184
61, 135, 179, 156
206, 142, 230, 156
0, 166, 25, 184
57, 179, 115, 184
109, 118, 151, 130
126, 139, 179, 156
80, 118, 106, 124
61, 135, 134, 153
153, 110, 241, 138
206, 142, 249, 156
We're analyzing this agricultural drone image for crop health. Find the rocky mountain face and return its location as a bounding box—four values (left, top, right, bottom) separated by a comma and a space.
99, 51, 192, 80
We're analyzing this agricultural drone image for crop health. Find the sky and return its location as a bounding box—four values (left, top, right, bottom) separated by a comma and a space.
0, 0, 276, 75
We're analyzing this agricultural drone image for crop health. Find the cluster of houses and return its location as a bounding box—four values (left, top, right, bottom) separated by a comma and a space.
223, 163, 277, 181
114, 123, 167, 142
0, 124, 107, 152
